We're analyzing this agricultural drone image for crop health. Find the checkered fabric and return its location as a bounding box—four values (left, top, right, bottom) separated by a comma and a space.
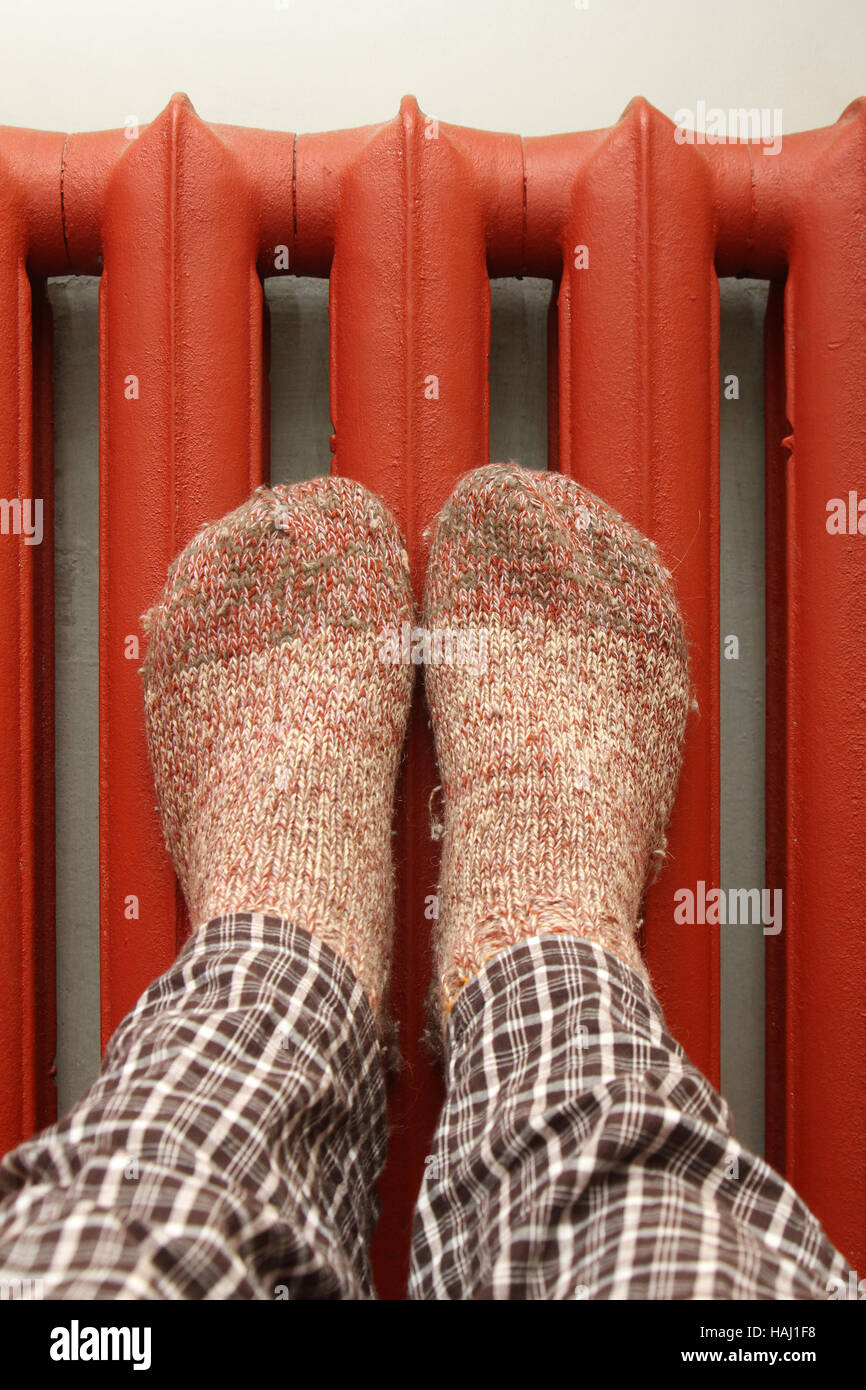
0, 915, 850, 1300
0, 916, 385, 1299
410, 935, 851, 1299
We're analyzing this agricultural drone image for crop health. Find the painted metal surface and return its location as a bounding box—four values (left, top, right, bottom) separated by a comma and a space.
710, 109, 866, 1270
0, 128, 63, 1153
63, 99, 273, 1037
0, 94, 863, 1292
761, 110, 866, 1265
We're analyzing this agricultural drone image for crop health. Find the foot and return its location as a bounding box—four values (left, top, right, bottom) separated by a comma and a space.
424, 463, 691, 1017
141, 478, 415, 1024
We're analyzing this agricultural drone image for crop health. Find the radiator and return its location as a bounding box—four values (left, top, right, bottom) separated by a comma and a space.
0, 94, 863, 1298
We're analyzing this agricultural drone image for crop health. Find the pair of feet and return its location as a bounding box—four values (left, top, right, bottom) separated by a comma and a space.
141, 464, 691, 1034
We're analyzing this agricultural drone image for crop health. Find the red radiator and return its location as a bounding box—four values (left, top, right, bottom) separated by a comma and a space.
0, 95, 863, 1297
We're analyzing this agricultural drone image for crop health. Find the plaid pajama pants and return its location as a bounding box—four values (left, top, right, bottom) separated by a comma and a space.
0, 913, 851, 1299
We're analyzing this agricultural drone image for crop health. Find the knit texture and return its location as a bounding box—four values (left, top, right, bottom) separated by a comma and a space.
424, 463, 691, 1017
141, 478, 415, 1024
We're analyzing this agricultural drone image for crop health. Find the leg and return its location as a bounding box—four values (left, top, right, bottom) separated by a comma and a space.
411, 934, 851, 1299
0, 478, 414, 1298
410, 464, 851, 1299
0, 914, 385, 1299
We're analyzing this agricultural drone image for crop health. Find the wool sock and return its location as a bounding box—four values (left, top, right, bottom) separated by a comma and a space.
424, 463, 691, 1017
141, 478, 415, 1024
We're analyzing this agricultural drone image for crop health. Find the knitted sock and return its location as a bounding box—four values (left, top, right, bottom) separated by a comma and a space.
141, 478, 414, 1024
424, 463, 691, 1017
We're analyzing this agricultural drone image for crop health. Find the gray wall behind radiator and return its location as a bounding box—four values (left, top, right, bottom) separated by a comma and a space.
49, 274, 768, 1155
50, 277, 100, 1109
719, 279, 768, 1155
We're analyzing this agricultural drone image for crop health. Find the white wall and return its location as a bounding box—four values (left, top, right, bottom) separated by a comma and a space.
0, 0, 863, 139
10, 1, 864, 1152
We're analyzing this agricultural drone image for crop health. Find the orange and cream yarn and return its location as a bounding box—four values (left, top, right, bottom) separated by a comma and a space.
141, 478, 414, 1024
424, 464, 691, 1016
